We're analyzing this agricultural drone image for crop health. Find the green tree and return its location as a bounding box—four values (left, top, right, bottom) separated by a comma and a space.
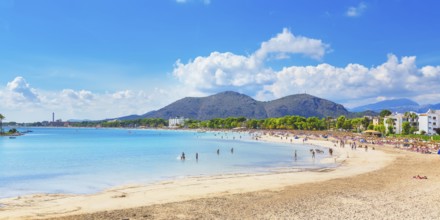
8, 128, 17, 134
385, 118, 394, 135
409, 112, 419, 128
387, 125, 394, 134
375, 124, 386, 135
361, 117, 371, 130
402, 121, 411, 135
351, 118, 362, 132
380, 110, 392, 118
336, 116, 346, 129
342, 119, 352, 130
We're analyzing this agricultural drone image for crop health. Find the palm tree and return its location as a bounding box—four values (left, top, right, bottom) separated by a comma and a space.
385, 117, 395, 135
409, 112, 419, 127
0, 114, 4, 134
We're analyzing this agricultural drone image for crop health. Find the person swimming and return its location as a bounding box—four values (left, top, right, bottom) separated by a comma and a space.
196, 152, 198, 161
231, 147, 234, 154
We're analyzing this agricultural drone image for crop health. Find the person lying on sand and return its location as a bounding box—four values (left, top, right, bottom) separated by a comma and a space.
413, 175, 428, 179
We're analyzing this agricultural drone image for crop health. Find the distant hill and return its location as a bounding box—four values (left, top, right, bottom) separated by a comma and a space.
351, 99, 420, 113
264, 94, 348, 118
142, 91, 267, 120
120, 91, 350, 121
351, 98, 440, 113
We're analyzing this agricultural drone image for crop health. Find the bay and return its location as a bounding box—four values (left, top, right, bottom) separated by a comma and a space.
0, 128, 334, 198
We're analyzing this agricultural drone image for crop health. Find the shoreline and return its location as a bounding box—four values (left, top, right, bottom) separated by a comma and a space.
0, 134, 396, 219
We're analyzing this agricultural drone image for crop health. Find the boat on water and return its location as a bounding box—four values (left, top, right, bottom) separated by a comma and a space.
9, 136, 16, 139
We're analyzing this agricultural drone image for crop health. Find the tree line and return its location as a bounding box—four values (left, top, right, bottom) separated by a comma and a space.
67, 115, 376, 132
4, 109, 439, 136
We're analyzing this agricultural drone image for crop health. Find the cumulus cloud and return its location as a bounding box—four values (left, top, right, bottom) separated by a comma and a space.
346, 2, 367, 17
173, 28, 329, 95
254, 28, 329, 61
173, 52, 274, 94
0, 76, 182, 122
173, 28, 440, 106
6, 76, 39, 102
3, 29, 440, 122
258, 54, 440, 106
172, 27, 440, 107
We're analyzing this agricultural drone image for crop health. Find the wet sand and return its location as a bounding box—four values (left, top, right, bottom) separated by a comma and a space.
1, 135, 440, 219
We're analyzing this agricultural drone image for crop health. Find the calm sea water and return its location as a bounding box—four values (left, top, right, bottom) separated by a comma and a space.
0, 127, 334, 198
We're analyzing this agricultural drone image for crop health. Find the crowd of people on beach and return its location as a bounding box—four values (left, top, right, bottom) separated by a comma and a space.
180, 129, 438, 180
283, 130, 437, 155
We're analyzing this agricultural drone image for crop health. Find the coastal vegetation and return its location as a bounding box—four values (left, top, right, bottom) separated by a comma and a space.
68, 115, 369, 132
6, 108, 438, 140
66, 110, 440, 140
0, 114, 21, 136
70, 118, 168, 128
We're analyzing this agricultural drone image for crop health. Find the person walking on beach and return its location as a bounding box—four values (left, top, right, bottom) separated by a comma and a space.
294, 150, 297, 160
181, 152, 186, 160
312, 150, 315, 159
329, 148, 333, 156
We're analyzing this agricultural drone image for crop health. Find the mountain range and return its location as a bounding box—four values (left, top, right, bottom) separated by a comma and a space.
350, 98, 440, 113
113, 91, 440, 121
118, 91, 351, 121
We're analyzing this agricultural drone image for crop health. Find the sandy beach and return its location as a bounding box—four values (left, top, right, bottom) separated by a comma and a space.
1, 134, 440, 219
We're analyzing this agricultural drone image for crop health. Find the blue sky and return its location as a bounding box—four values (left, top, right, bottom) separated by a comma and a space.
1, 0, 440, 122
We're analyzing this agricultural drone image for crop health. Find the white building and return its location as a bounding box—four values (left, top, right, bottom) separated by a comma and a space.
418, 109, 440, 135
168, 117, 186, 128
384, 112, 420, 134
372, 117, 380, 126
384, 113, 405, 134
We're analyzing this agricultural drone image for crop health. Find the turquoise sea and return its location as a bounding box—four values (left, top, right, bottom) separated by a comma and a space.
0, 128, 335, 198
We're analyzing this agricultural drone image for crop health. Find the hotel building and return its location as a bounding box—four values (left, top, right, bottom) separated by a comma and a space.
418, 109, 440, 135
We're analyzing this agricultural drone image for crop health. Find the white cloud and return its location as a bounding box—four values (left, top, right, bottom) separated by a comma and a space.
172, 31, 440, 107
3, 29, 440, 122
172, 28, 440, 107
254, 28, 329, 61
6, 76, 39, 102
346, 2, 367, 17
173, 52, 274, 94
259, 54, 440, 105
0, 77, 186, 122
173, 28, 329, 95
